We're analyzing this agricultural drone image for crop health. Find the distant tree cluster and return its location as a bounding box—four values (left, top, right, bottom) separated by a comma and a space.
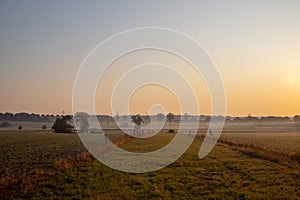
259, 116, 291, 122
294, 115, 300, 122
102, 114, 297, 123
52, 115, 74, 133
225, 116, 292, 122
0, 112, 55, 122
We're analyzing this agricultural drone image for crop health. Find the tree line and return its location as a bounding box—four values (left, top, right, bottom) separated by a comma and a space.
0, 112, 56, 122
51, 113, 300, 133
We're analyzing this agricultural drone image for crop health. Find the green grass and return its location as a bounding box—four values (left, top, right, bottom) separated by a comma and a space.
1, 131, 299, 199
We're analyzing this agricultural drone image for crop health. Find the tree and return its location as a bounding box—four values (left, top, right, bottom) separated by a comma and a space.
3, 112, 13, 120
183, 113, 190, 122
131, 114, 144, 126
294, 115, 300, 122
167, 113, 175, 123
131, 114, 144, 135
295, 115, 300, 131
156, 113, 165, 122
52, 115, 74, 133
75, 112, 89, 133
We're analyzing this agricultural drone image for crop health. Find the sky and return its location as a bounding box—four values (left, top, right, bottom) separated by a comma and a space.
0, 0, 299, 116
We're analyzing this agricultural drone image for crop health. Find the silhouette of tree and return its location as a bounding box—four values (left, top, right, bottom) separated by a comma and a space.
183, 113, 190, 122
75, 112, 89, 133
131, 114, 143, 126
52, 115, 74, 133
167, 113, 175, 123
294, 115, 300, 122
156, 113, 165, 122
295, 115, 300, 131
246, 114, 259, 121
3, 112, 13, 120
131, 114, 144, 135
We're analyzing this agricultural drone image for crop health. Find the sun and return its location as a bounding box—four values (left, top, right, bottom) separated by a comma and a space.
283, 73, 297, 87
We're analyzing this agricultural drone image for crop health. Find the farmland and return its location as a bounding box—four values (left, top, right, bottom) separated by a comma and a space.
0, 125, 299, 199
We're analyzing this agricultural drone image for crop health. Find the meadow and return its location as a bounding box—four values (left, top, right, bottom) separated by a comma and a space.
0, 123, 299, 199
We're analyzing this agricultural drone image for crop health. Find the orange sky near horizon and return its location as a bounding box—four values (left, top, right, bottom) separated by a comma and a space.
0, 1, 299, 117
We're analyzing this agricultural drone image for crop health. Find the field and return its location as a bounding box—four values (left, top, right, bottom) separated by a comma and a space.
0, 124, 299, 199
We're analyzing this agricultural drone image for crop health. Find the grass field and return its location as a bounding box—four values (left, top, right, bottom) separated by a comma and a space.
0, 128, 299, 199
220, 132, 300, 154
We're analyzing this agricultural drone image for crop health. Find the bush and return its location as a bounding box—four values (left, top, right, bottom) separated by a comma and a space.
42, 125, 47, 130
168, 129, 175, 133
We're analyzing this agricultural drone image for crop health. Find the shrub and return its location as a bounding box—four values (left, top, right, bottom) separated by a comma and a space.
168, 129, 175, 133
42, 125, 47, 130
